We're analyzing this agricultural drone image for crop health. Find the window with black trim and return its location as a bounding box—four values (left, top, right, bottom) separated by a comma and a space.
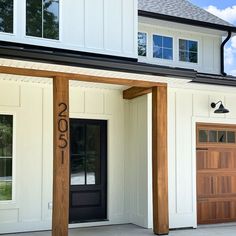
26, 0, 59, 40
153, 34, 173, 60
0, 114, 13, 201
179, 39, 198, 63
0, 0, 14, 33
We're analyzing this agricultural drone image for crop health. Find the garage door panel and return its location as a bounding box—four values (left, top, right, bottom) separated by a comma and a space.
197, 150, 208, 170
216, 176, 234, 195
197, 175, 214, 196
198, 176, 236, 197
197, 123, 236, 224
198, 200, 236, 224
197, 149, 235, 170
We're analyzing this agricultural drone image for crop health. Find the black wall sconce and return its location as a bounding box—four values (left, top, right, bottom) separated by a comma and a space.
211, 101, 229, 114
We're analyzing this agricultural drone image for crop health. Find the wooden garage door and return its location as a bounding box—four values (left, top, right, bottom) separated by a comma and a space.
197, 123, 236, 224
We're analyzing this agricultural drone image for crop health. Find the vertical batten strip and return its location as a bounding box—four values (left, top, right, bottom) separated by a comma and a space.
152, 86, 169, 235
52, 77, 70, 236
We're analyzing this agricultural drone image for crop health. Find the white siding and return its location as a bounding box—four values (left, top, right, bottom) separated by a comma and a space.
0, 80, 128, 234
124, 95, 151, 228
138, 17, 223, 74
0, 0, 137, 59
167, 87, 236, 228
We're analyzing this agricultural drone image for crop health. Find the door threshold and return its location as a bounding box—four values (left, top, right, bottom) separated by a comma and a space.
69, 220, 112, 229
70, 219, 109, 224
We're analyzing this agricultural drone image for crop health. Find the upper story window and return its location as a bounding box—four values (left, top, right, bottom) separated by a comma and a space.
153, 35, 173, 60
0, 114, 13, 201
138, 32, 147, 57
179, 39, 198, 63
0, 0, 13, 33
26, 0, 59, 40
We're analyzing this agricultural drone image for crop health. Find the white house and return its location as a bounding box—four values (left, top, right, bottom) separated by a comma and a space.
0, 0, 236, 235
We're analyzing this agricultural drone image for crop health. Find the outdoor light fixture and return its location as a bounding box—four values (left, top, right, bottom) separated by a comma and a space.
211, 101, 229, 114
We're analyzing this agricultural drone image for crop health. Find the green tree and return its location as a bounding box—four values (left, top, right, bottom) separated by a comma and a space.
0, 0, 13, 33
26, 0, 59, 39
43, 0, 59, 39
0, 115, 13, 157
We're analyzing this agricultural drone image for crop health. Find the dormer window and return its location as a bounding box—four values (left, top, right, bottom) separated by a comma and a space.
153, 35, 173, 60
0, 0, 14, 33
26, 0, 59, 40
179, 39, 198, 63
138, 32, 147, 57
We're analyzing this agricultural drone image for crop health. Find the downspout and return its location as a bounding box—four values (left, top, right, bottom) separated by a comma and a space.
221, 31, 232, 76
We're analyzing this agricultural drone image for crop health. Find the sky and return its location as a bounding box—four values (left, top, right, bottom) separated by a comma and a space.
189, 0, 236, 76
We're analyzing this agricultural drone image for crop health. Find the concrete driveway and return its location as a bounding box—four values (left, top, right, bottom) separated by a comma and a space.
2, 223, 236, 236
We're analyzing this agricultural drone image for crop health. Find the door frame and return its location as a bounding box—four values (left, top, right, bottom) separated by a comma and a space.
69, 113, 112, 228
192, 117, 236, 228
69, 118, 108, 223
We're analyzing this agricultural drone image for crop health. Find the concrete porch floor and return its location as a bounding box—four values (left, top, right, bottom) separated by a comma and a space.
2, 224, 236, 236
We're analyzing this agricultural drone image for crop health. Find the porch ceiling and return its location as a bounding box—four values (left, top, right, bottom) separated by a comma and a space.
1, 58, 236, 92
0, 73, 128, 90
0, 58, 191, 88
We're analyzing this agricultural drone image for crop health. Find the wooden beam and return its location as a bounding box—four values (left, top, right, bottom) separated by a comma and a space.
152, 86, 169, 235
123, 86, 152, 99
0, 65, 166, 87
52, 77, 70, 236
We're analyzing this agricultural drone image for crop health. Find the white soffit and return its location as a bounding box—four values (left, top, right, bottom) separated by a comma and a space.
1, 58, 235, 93
0, 73, 128, 90
1, 58, 236, 93
0, 58, 191, 88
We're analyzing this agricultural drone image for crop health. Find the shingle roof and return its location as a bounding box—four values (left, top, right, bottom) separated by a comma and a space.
138, 0, 234, 28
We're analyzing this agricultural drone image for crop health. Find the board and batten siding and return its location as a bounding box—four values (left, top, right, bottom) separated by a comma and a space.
0, 79, 128, 234
123, 87, 236, 229
168, 87, 236, 228
1, 0, 137, 59
138, 17, 222, 75
124, 95, 152, 228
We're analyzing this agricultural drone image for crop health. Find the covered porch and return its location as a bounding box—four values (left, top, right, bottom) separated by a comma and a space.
0, 59, 175, 235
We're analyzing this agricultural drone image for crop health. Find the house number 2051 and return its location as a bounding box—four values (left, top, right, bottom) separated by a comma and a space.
58, 102, 68, 164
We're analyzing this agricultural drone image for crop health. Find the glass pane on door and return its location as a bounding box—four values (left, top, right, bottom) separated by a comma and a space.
70, 124, 85, 185
86, 124, 100, 185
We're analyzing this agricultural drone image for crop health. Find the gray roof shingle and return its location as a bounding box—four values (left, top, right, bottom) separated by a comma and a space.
138, 0, 234, 27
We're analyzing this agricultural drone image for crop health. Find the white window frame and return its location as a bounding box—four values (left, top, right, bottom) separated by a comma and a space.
138, 31, 148, 57
24, 0, 62, 42
0, 0, 16, 36
178, 37, 199, 64
0, 112, 16, 205
152, 33, 174, 61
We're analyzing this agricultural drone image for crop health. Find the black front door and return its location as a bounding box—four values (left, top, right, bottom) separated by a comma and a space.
69, 119, 107, 223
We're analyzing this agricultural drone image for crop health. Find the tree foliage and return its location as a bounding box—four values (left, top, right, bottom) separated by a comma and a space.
0, 115, 12, 157
0, 0, 13, 33
26, 0, 59, 39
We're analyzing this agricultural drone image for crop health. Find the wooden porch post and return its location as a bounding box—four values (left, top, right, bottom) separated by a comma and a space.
52, 77, 70, 236
152, 86, 169, 235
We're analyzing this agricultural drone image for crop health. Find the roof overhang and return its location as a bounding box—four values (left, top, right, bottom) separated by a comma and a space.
1, 41, 236, 89
138, 10, 236, 33
0, 41, 196, 80
193, 73, 236, 87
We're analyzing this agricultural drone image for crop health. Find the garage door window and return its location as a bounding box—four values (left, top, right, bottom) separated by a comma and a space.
198, 129, 236, 144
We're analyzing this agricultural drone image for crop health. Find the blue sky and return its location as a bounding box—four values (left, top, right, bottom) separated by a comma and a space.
190, 0, 236, 9
189, 0, 236, 75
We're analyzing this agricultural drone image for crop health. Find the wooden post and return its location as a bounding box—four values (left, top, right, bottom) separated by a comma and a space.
52, 77, 70, 236
152, 86, 169, 235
